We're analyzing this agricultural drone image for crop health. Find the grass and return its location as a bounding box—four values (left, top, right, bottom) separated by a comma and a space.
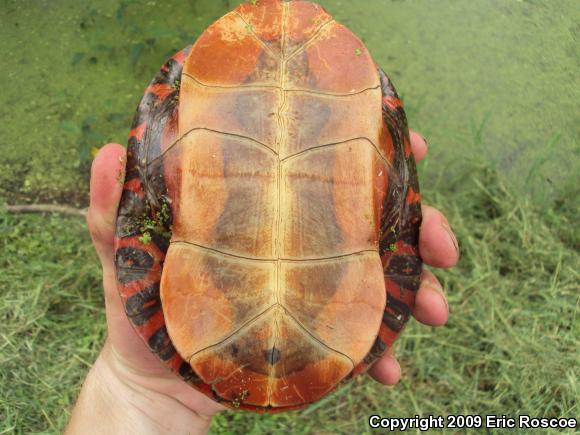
0, 160, 577, 434
0, 214, 104, 432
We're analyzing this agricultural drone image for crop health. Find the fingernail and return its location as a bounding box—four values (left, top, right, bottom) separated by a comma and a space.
426, 281, 448, 311
437, 286, 449, 311
441, 222, 459, 255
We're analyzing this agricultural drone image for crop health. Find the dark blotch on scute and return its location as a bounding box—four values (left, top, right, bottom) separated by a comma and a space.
211, 389, 225, 403
178, 362, 201, 383
363, 337, 387, 364
150, 231, 170, 253
115, 269, 147, 286
124, 145, 141, 182
386, 252, 422, 290
116, 190, 146, 238
115, 247, 154, 270
379, 233, 398, 257
118, 189, 145, 216
146, 159, 172, 209
398, 225, 420, 248
386, 255, 422, 277
125, 283, 160, 325
387, 293, 411, 317
389, 274, 421, 292
382, 311, 404, 333
157, 346, 176, 361
379, 69, 400, 100
148, 327, 176, 360
131, 92, 159, 130
264, 346, 281, 365
382, 293, 411, 332
154, 47, 190, 85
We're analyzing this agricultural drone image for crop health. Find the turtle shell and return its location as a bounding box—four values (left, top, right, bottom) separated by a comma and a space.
114, 0, 422, 413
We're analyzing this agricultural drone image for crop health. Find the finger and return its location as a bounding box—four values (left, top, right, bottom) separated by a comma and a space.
419, 205, 460, 268
409, 130, 428, 162
87, 145, 146, 350
413, 269, 448, 326
87, 143, 126, 266
368, 347, 401, 385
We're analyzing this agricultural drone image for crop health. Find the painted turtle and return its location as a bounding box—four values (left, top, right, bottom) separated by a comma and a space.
115, 0, 422, 412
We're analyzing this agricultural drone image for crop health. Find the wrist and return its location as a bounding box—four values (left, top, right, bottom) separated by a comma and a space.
66, 341, 212, 435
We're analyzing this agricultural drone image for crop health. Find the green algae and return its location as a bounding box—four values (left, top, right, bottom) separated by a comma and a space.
0, 0, 577, 206
0, 0, 231, 205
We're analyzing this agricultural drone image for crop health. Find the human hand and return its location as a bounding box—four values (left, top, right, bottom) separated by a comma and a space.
67, 130, 458, 433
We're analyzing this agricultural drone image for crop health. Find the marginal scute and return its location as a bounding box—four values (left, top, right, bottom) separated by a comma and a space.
116, 247, 154, 271
125, 283, 161, 325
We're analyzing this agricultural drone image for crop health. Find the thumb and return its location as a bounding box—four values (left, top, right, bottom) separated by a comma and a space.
87, 143, 127, 267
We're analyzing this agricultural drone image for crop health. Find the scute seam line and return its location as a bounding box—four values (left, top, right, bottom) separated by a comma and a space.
171, 240, 377, 263
186, 303, 355, 369
147, 126, 278, 167
182, 72, 379, 96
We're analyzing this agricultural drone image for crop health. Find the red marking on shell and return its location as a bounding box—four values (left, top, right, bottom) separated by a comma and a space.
129, 123, 147, 142
352, 361, 369, 376
123, 178, 145, 196
172, 48, 189, 65
384, 277, 416, 309
146, 83, 175, 101
165, 353, 187, 372
406, 187, 421, 205
377, 117, 395, 163
117, 269, 161, 299
380, 242, 418, 267
383, 96, 402, 110
134, 309, 166, 339
378, 322, 399, 347
115, 235, 165, 258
